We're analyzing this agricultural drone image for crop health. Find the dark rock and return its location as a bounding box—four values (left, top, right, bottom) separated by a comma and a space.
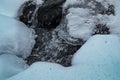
18, 1, 36, 26
19, 0, 66, 29
93, 24, 110, 35
34, 0, 66, 29
34, 6, 62, 29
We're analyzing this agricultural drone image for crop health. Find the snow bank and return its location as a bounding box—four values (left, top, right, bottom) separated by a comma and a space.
0, 54, 28, 80
0, 14, 35, 58
0, 0, 28, 17
7, 35, 120, 80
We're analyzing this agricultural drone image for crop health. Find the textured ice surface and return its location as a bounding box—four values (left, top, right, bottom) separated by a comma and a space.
0, 14, 35, 58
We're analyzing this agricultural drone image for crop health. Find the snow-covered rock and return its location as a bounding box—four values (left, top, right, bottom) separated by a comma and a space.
7, 35, 120, 80
0, 14, 35, 58
0, 54, 28, 80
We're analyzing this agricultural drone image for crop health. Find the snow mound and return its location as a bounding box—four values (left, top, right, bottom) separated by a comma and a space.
7, 35, 120, 80
0, 15, 35, 58
0, 54, 28, 80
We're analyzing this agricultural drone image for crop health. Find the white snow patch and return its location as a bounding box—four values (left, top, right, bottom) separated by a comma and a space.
7, 35, 120, 80
0, 54, 28, 80
0, 15, 35, 58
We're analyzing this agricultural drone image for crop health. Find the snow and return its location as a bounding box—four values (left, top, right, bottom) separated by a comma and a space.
63, 0, 85, 8
7, 35, 120, 80
0, 54, 28, 80
0, 0, 28, 17
107, 0, 120, 37
36, 0, 44, 5
0, 14, 35, 58
66, 8, 95, 40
